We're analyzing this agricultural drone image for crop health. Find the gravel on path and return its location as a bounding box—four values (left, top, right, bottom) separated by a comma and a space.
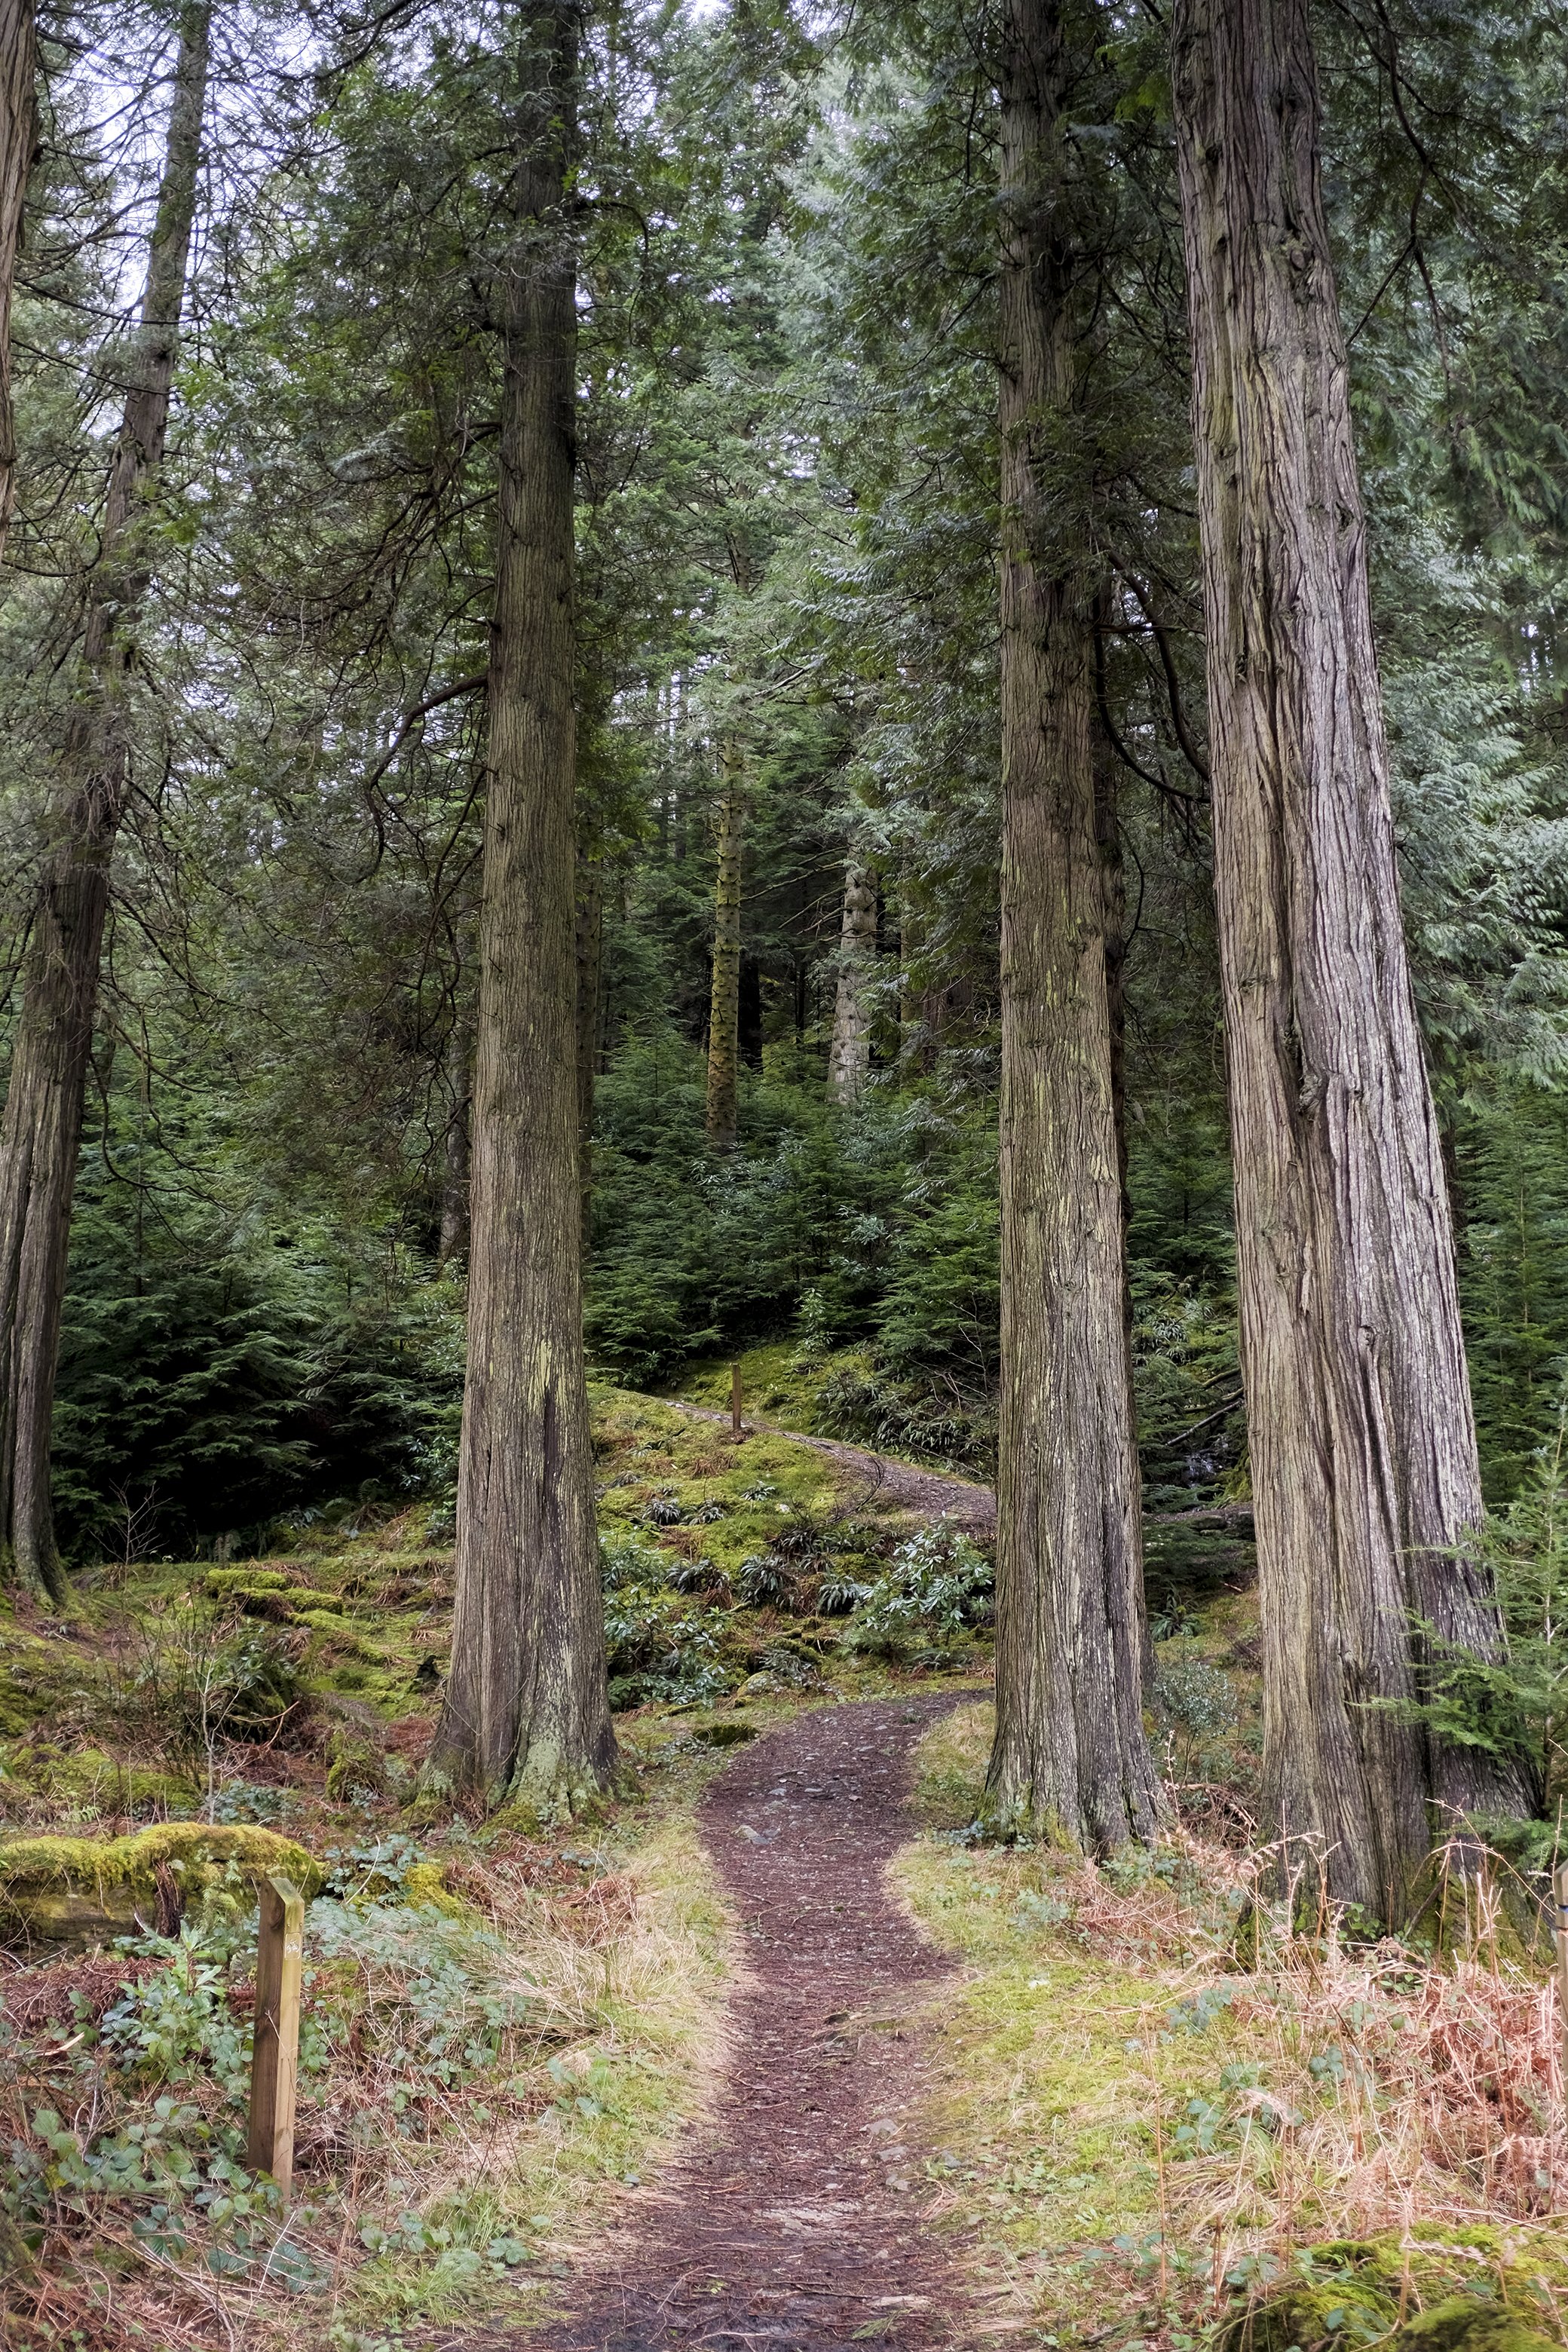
505, 1692, 976, 2352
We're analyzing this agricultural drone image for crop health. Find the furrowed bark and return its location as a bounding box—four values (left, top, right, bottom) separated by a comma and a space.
1171, 0, 1533, 1916
0, 4, 208, 1603
428, 0, 615, 1814
704, 745, 744, 1151
985, 0, 1162, 1853
574, 850, 602, 1225
436, 1021, 471, 1268
826, 863, 877, 1105
0, 0, 35, 563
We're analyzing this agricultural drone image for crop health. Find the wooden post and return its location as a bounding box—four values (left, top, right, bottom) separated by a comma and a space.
1555, 1861, 1568, 2102
247, 1873, 305, 2192
730, 1361, 743, 1439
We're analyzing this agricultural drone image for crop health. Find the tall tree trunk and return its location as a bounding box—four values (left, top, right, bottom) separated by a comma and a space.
436, 1020, 471, 1268
1171, 0, 1533, 1916
738, 953, 763, 1071
0, 4, 208, 1605
985, 0, 1161, 1853
896, 865, 923, 1068
826, 863, 877, 1104
1092, 638, 1132, 1230
574, 850, 602, 1225
0, 0, 35, 564
428, 0, 614, 1814
704, 746, 744, 1151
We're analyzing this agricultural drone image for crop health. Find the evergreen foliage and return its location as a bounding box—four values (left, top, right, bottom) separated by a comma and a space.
0, 0, 1559, 1668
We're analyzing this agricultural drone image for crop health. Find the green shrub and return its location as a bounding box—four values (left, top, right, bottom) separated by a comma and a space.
838, 1518, 993, 1662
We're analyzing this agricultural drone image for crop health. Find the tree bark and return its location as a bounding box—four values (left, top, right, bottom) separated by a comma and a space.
0, 4, 208, 1604
826, 863, 877, 1104
1171, 0, 1533, 1916
985, 0, 1162, 1853
0, 0, 35, 565
436, 1020, 471, 1268
704, 746, 744, 1151
428, 0, 614, 1814
574, 850, 602, 1223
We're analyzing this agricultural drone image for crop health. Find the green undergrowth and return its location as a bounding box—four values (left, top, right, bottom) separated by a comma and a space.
2, 1733, 736, 2349
588, 1383, 996, 1702
666, 1337, 1002, 1476
0, 1389, 1277, 2347
0, 1672, 993, 2349
663, 1336, 850, 1429
897, 1705, 1568, 2352
0, 1386, 1011, 2350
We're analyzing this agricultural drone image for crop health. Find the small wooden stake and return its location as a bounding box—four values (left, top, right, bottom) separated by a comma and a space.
247, 1873, 306, 2193
730, 1360, 743, 1438
1555, 1862, 1568, 2102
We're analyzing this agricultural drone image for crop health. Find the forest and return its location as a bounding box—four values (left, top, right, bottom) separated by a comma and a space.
2, 0, 1568, 2345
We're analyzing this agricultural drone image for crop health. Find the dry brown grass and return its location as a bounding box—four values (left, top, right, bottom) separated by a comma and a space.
0, 1814, 728, 2352
900, 1701, 1568, 2348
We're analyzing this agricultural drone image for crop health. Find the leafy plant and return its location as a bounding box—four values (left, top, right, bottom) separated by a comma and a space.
838, 1518, 993, 1661
1398, 1407, 1568, 1868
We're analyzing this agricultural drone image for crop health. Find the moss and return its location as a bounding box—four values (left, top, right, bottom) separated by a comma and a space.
201, 1570, 316, 1621
299, 1606, 372, 1652
203, 1567, 296, 1595
0, 1745, 194, 1815
1215, 2279, 1397, 2352
325, 1729, 389, 1800
0, 1680, 36, 1738
0, 1821, 323, 1949
1223, 2283, 1560, 2352
1395, 2301, 1560, 2352
691, 1720, 757, 1747
1215, 2238, 1568, 2352
401, 1860, 480, 1922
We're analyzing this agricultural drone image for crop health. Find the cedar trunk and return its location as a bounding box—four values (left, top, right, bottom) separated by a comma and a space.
704, 748, 744, 1151
574, 850, 603, 1223
826, 864, 877, 1104
0, 4, 208, 1603
1171, 0, 1533, 1916
436, 1021, 471, 1268
985, 0, 1161, 1851
429, 0, 615, 1811
0, 0, 35, 562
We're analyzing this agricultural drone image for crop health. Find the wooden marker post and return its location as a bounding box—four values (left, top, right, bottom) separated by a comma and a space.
730, 1361, 743, 1438
247, 1873, 306, 2193
1555, 1862, 1568, 2100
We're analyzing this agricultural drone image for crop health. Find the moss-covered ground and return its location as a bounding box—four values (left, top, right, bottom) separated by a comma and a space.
0, 1384, 992, 2350
7, 1392, 1557, 2352
897, 1704, 1568, 2352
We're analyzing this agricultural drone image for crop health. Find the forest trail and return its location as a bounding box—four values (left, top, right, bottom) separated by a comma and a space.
663, 1398, 998, 1538
501, 1693, 976, 2352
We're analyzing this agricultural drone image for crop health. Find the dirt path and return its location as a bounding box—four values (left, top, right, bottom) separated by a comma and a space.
664, 1400, 1258, 1556
666, 1401, 997, 1539
512, 1694, 975, 2352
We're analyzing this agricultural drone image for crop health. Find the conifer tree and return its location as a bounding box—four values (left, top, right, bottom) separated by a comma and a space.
1171, 0, 1534, 1913
0, 0, 33, 560
704, 745, 745, 1151
427, 0, 616, 1811
984, 0, 1161, 1852
0, 1, 209, 1603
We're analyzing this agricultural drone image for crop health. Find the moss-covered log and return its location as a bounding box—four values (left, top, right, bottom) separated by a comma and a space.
0, 1821, 321, 1951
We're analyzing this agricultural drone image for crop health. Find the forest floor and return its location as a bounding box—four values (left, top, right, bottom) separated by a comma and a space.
498, 1692, 972, 2352
2, 1392, 1566, 2352
663, 1393, 997, 1536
